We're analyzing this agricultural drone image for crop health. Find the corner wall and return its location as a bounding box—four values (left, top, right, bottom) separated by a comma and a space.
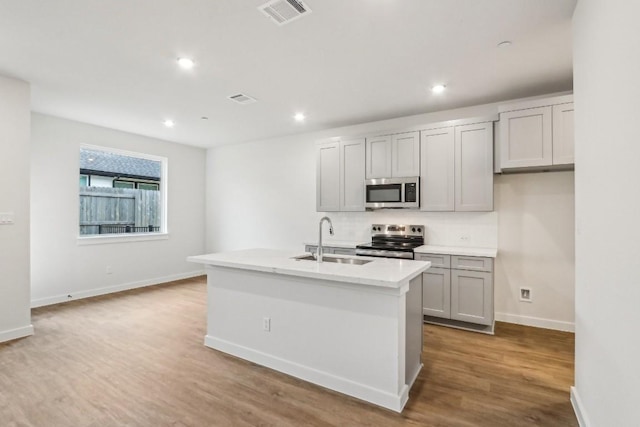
0, 75, 32, 342
494, 171, 575, 331
30, 114, 206, 306
572, 0, 640, 425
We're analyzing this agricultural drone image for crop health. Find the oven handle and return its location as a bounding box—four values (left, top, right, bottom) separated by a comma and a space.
355, 249, 414, 259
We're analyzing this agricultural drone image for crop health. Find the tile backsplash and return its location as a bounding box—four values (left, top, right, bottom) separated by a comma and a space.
323, 211, 498, 248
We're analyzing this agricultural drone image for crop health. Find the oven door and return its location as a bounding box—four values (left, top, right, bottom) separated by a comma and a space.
355, 248, 415, 259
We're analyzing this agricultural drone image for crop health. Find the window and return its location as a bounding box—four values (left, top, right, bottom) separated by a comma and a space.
113, 180, 135, 189
79, 146, 167, 238
137, 182, 159, 191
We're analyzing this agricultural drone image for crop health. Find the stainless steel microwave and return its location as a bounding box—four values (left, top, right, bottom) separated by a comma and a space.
365, 177, 420, 209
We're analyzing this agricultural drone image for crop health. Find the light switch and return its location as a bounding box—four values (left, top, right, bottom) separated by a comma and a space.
0, 212, 15, 225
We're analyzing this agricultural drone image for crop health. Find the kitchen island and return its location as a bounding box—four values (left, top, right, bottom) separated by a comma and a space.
187, 248, 430, 412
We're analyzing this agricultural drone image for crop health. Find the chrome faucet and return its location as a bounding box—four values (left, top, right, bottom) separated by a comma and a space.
317, 216, 334, 263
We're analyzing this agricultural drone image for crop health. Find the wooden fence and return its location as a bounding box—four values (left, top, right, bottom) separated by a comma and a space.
79, 187, 160, 235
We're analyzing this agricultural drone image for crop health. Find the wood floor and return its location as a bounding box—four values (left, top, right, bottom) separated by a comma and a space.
0, 277, 577, 427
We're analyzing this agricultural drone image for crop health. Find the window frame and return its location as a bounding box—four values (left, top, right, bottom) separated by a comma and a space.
77, 144, 168, 244
137, 182, 160, 191
113, 179, 135, 189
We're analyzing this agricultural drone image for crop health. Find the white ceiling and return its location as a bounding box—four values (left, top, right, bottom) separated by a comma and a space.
0, 0, 576, 148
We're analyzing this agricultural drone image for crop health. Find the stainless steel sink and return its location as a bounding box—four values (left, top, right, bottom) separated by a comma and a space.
292, 254, 372, 265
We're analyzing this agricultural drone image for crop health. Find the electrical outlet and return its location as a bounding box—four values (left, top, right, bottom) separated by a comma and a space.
263, 317, 271, 332
0, 212, 15, 225
519, 287, 532, 302
106, 265, 113, 275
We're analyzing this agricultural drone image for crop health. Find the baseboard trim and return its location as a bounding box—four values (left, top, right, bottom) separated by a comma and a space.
495, 312, 574, 332
204, 335, 408, 412
0, 325, 34, 343
571, 386, 590, 427
31, 270, 205, 308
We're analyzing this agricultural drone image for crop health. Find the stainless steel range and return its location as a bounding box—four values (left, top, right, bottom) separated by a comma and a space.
355, 224, 425, 259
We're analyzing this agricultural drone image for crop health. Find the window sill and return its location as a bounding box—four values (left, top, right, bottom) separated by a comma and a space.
77, 232, 169, 246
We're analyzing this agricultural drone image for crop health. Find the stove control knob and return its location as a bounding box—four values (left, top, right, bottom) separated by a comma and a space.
418, 227, 422, 232
412, 227, 416, 232
372, 226, 376, 231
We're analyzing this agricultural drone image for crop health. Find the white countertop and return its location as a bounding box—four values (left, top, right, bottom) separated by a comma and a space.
415, 245, 498, 258
303, 240, 364, 249
188, 248, 430, 289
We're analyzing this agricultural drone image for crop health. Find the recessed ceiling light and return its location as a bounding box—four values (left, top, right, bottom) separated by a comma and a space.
294, 113, 306, 122
163, 120, 175, 128
177, 57, 195, 69
497, 41, 512, 48
431, 84, 446, 94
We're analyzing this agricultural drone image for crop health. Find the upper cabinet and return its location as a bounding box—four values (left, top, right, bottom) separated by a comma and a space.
317, 116, 496, 213
366, 131, 419, 178
316, 137, 365, 212
498, 94, 574, 172
420, 122, 493, 212
552, 102, 575, 165
391, 132, 420, 177
365, 135, 392, 178
455, 122, 494, 211
420, 127, 455, 211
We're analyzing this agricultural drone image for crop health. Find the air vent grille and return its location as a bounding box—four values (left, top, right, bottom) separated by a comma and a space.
258, 0, 312, 26
227, 94, 257, 105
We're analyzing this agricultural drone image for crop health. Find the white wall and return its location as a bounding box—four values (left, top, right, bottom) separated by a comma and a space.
494, 171, 575, 331
30, 114, 206, 306
572, 1, 640, 425
0, 75, 32, 343
206, 99, 575, 331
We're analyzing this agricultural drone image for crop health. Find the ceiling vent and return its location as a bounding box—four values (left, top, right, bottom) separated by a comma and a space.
258, 0, 312, 26
227, 93, 258, 105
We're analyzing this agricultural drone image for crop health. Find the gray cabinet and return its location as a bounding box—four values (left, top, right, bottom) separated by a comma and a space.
499, 106, 552, 168
365, 135, 392, 178
316, 137, 365, 212
420, 127, 455, 211
339, 138, 366, 211
416, 252, 494, 333
455, 123, 494, 211
391, 132, 420, 177
498, 95, 574, 171
420, 122, 493, 212
366, 131, 419, 178
451, 269, 493, 326
552, 102, 575, 165
422, 267, 451, 318
316, 140, 340, 211
332, 247, 357, 256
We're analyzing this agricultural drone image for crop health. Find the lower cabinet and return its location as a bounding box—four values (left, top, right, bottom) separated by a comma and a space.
417, 252, 495, 333
304, 245, 356, 256
422, 267, 451, 318
450, 269, 493, 325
